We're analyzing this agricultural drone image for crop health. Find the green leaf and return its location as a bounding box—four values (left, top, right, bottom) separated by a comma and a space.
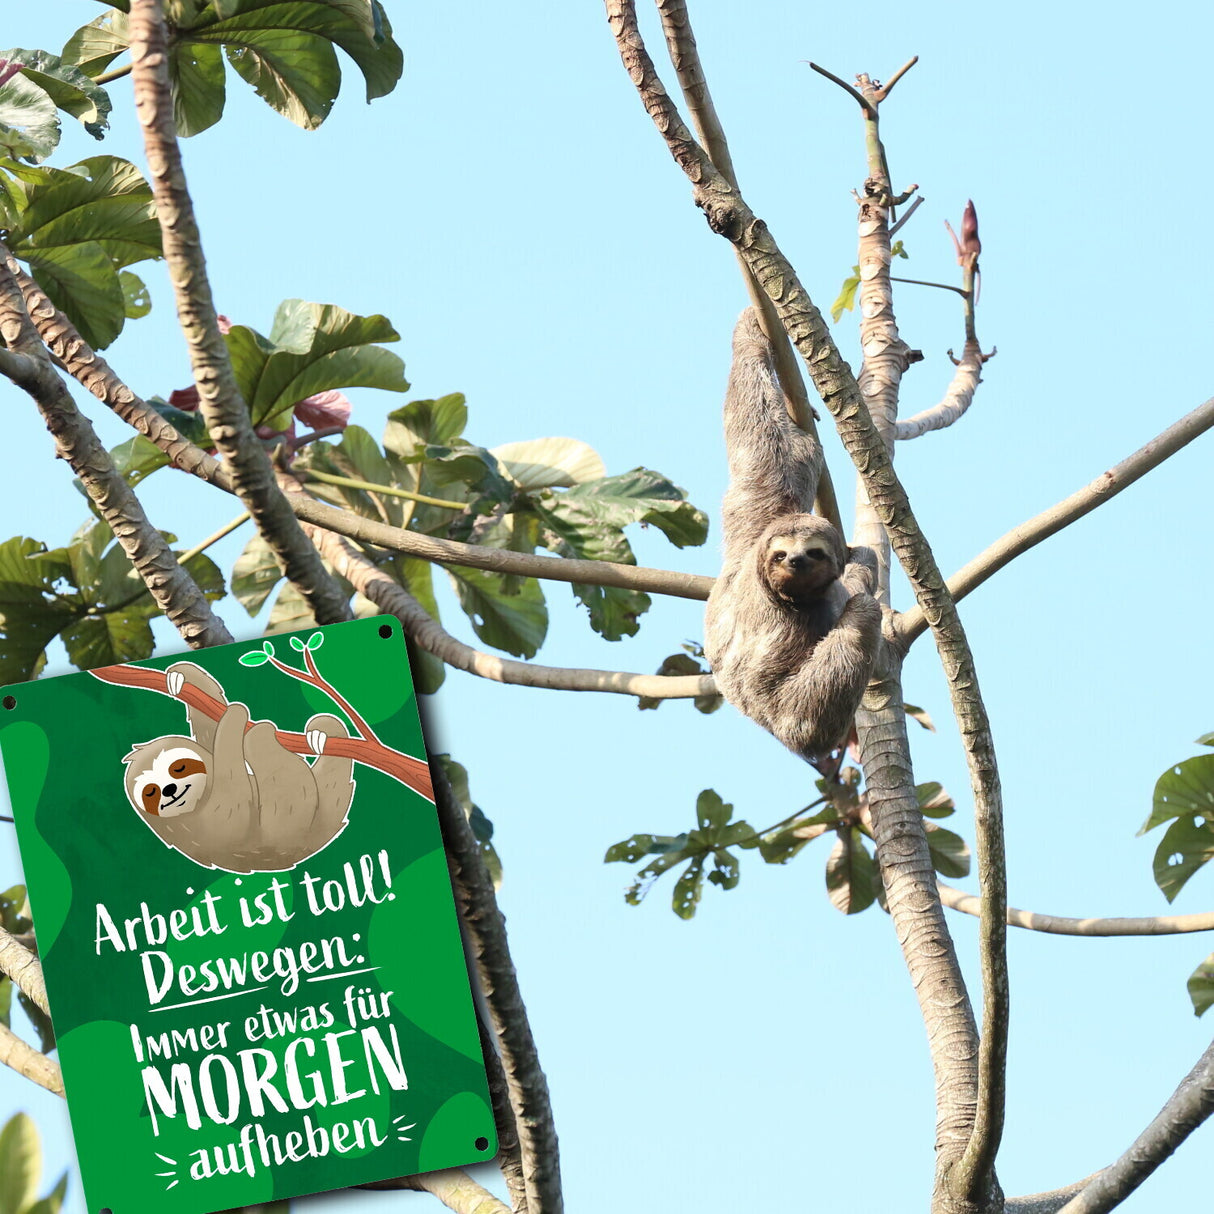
265, 582, 320, 634
3, 49, 111, 138
0, 69, 60, 163
147, 395, 211, 446
231, 532, 283, 615
394, 558, 445, 695
238, 651, 270, 666
826, 827, 878, 914
904, 702, 936, 732
306, 631, 323, 650
605, 833, 659, 864
1152, 815, 1214, 903
169, 39, 227, 136
707, 848, 741, 890
925, 823, 971, 878
26, 1172, 68, 1214
435, 755, 502, 889
891, 239, 909, 259
0, 978, 10, 1031
226, 299, 408, 428
99, 435, 168, 491
446, 566, 547, 660
695, 788, 732, 835
490, 437, 606, 491
757, 805, 836, 865
289, 635, 306, 651
1188, 953, 1214, 1017
62, 11, 131, 80
61, 610, 154, 670
0, 536, 79, 681
672, 857, 705, 920
383, 394, 468, 457
0, 886, 31, 934
119, 269, 150, 319
637, 651, 721, 712
1196, 732, 1214, 748
0, 1112, 40, 1214
831, 267, 861, 323
5, 156, 160, 349
916, 781, 956, 819
1141, 754, 1214, 835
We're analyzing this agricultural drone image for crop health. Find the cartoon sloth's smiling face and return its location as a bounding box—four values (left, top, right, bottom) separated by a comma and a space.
127, 745, 209, 818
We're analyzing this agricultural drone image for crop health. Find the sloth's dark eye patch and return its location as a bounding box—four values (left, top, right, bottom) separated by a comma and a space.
807, 549, 826, 560
772, 551, 786, 562
170, 761, 188, 776
142, 785, 158, 803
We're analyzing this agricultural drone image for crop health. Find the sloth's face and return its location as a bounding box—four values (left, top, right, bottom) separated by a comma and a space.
764, 532, 840, 601
128, 746, 209, 818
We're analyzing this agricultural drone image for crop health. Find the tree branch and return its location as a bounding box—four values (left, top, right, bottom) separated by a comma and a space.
87, 663, 434, 800
0, 1021, 63, 1095
367, 1169, 511, 1213
0, 925, 49, 1017
305, 523, 713, 699
604, 6, 1007, 1201
1055, 1040, 1214, 1214
1004, 1177, 1102, 1214
939, 884, 1214, 936
656, 0, 842, 532
0, 255, 233, 650
431, 762, 563, 1213
897, 394, 1214, 644
128, 0, 352, 626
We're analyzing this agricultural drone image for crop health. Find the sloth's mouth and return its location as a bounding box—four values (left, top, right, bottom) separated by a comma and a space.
161, 783, 191, 809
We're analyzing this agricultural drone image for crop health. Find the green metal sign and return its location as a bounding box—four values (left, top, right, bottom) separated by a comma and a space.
0, 617, 496, 1214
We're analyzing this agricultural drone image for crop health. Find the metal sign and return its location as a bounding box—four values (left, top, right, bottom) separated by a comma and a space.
0, 617, 496, 1214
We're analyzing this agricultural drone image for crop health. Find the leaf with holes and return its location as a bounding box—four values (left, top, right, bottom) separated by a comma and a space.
1152, 815, 1214, 903
0, 67, 60, 162
826, 828, 878, 914
671, 857, 706, 920
1141, 753, 1214, 835
756, 805, 836, 865
446, 566, 547, 660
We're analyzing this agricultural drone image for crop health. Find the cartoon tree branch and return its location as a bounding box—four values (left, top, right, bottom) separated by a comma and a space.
89, 646, 434, 802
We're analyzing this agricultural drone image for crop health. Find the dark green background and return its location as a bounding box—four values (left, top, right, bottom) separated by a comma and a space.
0, 617, 495, 1214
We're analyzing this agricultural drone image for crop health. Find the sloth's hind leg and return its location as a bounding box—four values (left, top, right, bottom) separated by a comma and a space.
305, 714, 356, 850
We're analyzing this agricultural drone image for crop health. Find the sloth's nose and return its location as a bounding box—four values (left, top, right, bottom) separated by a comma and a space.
787, 555, 807, 570
162, 783, 178, 798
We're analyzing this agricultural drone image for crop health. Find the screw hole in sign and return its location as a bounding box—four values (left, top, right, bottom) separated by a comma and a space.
475, 1136, 490, 1151
2, 695, 15, 710
379, 624, 393, 638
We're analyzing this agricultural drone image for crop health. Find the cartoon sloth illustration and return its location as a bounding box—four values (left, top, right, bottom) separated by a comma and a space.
122, 661, 356, 873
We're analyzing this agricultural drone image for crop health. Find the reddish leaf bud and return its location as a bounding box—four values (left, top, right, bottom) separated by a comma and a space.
0, 61, 23, 89
960, 200, 981, 260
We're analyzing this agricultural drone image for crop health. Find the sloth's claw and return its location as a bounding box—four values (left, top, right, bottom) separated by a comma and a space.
166, 671, 184, 698
307, 729, 328, 756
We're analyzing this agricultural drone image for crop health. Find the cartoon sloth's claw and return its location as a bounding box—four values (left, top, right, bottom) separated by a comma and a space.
307, 729, 328, 757
166, 671, 184, 698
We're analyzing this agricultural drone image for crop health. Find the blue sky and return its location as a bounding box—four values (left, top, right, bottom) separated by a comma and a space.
3, 2, 1214, 1212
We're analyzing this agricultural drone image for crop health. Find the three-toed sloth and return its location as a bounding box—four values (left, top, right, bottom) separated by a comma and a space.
122, 661, 356, 873
705, 310, 882, 762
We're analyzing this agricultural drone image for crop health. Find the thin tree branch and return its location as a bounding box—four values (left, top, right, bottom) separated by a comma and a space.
876, 55, 920, 101
175, 511, 250, 567
887, 194, 925, 237
303, 467, 470, 511
87, 663, 434, 800
0, 1021, 63, 1095
128, 0, 352, 626
1004, 1176, 1103, 1214
656, 0, 842, 532
605, 7, 1007, 1201
94, 62, 131, 86
431, 761, 563, 1213
1055, 1040, 1214, 1214
939, 884, 1214, 936
897, 395, 1214, 644
0, 255, 233, 650
807, 62, 874, 115
889, 276, 970, 297
0, 925, 49, 1016
366, 1169, 511, 1213
306, 523, 713, 699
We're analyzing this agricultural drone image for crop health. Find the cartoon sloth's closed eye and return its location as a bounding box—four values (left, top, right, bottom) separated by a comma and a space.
123, 661, 356, 873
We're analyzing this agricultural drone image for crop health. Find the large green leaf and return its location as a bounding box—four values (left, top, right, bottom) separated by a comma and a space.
1141, 753, 1214, 834
0, 70, 60, 163
67, 1, 402, 135
0, 1112, 39, 1214
231, 532, 283, 615
925, 823, 971, 879
226, 299, 409, 427
446, 566, 547, 659
0, 537, 78, 682
4, 156, 160, 349
383, 394, 468, 457
490, 437, 606, 491
1152, 815, 1214, 903
2, 49, 111, 138
826, 827, 878, 914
